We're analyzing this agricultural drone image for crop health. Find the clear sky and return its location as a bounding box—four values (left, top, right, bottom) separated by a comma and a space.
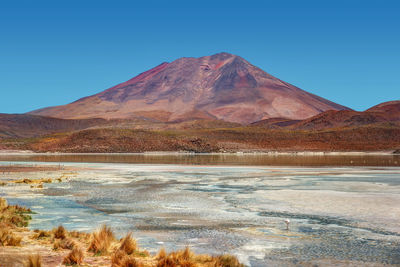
1, 0, 399, 113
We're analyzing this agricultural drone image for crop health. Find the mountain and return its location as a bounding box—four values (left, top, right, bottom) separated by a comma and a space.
366, 100, 400, 115
0, 114, 107, 138
30, 52, 349, 124
251, 101, 400, 130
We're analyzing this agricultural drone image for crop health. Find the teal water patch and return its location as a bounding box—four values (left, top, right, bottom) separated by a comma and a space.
5, 196, 124, 232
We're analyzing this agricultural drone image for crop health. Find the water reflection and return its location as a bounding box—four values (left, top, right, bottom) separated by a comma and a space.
0, 153, 399, 166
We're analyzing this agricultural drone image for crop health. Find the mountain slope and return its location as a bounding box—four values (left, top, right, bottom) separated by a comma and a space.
249, 101, 400, 130
0, 114, 107, 138
30, 52, 349, 124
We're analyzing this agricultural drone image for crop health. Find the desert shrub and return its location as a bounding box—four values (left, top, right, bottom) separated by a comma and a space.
53, 238, 76, 250
0, 227, 22, 246
53, 225, 66, 239
63, 246, 85, 265
24, 254, 41, 267
87, 224, 115, 255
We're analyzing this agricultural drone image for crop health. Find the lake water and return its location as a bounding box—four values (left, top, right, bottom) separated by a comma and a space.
1, 154, 400, 266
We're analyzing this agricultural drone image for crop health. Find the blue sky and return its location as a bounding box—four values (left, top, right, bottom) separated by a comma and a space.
1, 0, 399, 113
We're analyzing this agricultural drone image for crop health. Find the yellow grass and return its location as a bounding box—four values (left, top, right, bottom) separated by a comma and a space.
0, 227, 22, 246
53, 238, 76, 250
87, 224, 115, 255
119, 232, 137, 255
155, 247, 244, 267
112, 249, 144, 267
53, 225, 66, 239
63, 246, 85, 265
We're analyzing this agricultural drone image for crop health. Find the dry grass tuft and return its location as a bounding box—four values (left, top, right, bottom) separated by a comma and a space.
0, 198, 32, 227
63, 246, 85, 265
87, 224, 115, 255
0, 197, 7, 209
156, 247, 166, 260
69, 230, 91, 241
53, 225, 66, 239
155, 247, 244, 267
24, 254, 42, 267
0, 227, 22, 246
156, 247, 196, 267
182, 246, 192, 261
15, 178, 33, 184
214, 254, 245, 267
53, 238, 76, 250
111, 250, 144, 267
32, 230, 51, 239
119, 232, 137, 255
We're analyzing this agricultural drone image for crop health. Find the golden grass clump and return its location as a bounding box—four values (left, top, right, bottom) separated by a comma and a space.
87, 224, 115, 255
0, 227, 22, 246
63, 246, 85, 265
155, 247, 244, 267
0, 198, 32, 227
69, 230, 91, 241
24, 254, 42, 267
0, 197, 7, 209
156, 247, 196, 267
214, 254, 244, 267
156, 247, 166, 260
53, 238, 76, 250
15, 178, 33, 184
32, 230, 51, 239
111, 233, 147, 267
111, 249, 144, 267
119, 232, 137, 255
53, 225, 66, 239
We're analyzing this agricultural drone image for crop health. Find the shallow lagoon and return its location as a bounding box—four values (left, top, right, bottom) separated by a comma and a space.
1, 154, 400, 266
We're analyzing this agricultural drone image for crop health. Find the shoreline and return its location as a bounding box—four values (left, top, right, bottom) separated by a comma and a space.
0, 150, 398, 156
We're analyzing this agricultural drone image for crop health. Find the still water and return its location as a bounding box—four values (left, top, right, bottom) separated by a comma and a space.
1, 154, 400, 266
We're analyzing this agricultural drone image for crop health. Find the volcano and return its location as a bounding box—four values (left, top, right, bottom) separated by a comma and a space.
30, 52, 349, 124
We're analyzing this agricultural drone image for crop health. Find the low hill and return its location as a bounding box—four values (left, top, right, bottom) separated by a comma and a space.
249, 101, 400, 131
0, 114, 107, 138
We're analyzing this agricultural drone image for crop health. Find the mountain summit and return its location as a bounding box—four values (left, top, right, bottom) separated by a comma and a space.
30, 52, 349, 124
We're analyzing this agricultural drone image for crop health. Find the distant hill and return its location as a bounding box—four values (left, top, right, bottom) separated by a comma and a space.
29, 52, 349, 124
0, 114, 107, 138
250, 101, 400, 130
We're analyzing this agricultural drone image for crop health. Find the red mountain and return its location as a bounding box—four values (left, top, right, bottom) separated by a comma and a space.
30, 52, 349, 124
251, 101, 400, 130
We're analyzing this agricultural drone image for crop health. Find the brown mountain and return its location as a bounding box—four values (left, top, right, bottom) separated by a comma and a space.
251, 101, 400, 130
0, 114, 107, 138
30, 52, 349, 124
